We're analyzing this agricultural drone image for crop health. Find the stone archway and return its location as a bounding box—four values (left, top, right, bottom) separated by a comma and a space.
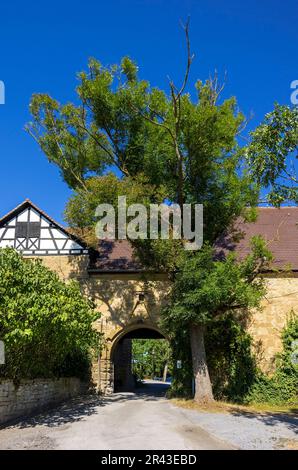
97, 323, 165, 394
112, 326, 165, 392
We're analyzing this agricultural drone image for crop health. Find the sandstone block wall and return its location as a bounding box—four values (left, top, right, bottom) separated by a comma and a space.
0, 378, 86, 426
29, 255, 90, 282
249, 277, 298, 372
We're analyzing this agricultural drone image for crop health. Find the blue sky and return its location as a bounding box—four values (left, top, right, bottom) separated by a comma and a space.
0, 0, 297, 223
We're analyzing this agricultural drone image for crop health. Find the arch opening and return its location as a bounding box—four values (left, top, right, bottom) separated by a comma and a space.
112, 326, 171, 394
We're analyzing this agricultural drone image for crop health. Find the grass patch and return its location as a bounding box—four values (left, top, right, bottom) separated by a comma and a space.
172, 398, 298, 416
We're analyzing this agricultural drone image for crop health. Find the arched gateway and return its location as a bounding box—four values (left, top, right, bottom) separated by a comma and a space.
105, 326, 165, 393
1, 200, 298, 393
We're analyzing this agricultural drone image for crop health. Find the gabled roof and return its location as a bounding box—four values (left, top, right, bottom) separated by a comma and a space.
0, 199, 88, 250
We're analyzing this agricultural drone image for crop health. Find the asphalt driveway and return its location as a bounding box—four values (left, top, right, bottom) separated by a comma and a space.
0, 381, 296, 450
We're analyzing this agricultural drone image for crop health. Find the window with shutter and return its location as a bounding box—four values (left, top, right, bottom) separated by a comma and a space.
28, 222, 41, 238
15, 222, 41, 238
15, 222, 27, 238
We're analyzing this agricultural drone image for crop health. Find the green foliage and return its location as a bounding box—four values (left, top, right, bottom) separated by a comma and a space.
246, 314, 298, 405
0, 248, 100, 381
162, 236, 272, 401
206, 315, 258, 401
168, 314, 298, 405
162, 238, 272, 329
166, 315, 258, 401
245, 373, 297, 405
247, 104, 298, 205
132, 339, 172, 380
64, 172, 167, 249
165, 328, 193, 398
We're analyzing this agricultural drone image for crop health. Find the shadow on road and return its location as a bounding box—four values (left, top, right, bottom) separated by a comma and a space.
3, 380, 170, 430
8, 380, 295, 435
134, 380, 170, 398
228, 408, 298, 433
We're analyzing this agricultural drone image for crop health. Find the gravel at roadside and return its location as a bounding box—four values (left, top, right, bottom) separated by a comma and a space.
174, 404, 298, 450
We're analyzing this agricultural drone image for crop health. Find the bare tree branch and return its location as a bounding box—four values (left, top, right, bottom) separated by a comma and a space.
177, 17, 195, 100
236, 110, 254, 136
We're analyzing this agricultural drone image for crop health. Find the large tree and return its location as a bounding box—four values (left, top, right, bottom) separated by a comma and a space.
27, 23, 268, 402
162, 238, 271, 402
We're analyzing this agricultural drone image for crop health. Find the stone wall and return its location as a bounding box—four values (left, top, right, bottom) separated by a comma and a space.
0, 378, 86, 426
249, 276, 298, 372
29, 254, 90, 282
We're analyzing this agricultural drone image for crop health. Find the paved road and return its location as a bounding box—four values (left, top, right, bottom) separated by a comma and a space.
0, 381, 233, 450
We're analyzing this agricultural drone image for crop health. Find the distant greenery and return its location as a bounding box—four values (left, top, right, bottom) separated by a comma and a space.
246, 314, 298, 405
132, 339, 172, 380
0, 248, 100, 382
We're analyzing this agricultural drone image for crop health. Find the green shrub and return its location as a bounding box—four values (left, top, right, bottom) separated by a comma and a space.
0, 248, 100, 382
206, 315, 258, 402
245, 373, 297, 405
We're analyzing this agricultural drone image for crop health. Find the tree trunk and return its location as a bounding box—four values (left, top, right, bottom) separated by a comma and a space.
163, 362, 168, 382
190, 323, 214, 403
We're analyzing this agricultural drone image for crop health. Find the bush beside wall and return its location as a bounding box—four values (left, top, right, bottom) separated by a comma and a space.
245, 314, 298, 405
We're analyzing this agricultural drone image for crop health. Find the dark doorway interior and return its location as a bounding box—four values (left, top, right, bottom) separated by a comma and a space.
113, 328, 169, 393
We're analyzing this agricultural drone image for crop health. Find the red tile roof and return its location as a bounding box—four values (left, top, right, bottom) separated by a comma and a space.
89, 240, 142, 272
91, 207, 298, 272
